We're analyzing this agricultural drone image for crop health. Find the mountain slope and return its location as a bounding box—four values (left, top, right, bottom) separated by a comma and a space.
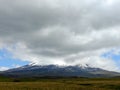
1, 64, 120, 78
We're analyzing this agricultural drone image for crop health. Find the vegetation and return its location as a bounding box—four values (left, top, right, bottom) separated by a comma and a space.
0, 76, 120, 90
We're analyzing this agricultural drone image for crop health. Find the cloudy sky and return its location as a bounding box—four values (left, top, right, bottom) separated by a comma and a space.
0, 0, 120, 71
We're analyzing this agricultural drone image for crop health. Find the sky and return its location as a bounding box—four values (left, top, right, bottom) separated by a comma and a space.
0, 0, 120, 71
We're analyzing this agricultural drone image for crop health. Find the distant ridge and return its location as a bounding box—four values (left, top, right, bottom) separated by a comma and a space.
0, 64, 120, 78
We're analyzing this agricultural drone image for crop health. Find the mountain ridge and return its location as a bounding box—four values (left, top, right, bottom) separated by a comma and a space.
0, 64, 120, 78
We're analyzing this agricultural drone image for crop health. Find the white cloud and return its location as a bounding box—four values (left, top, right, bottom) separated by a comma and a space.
0, 0, 120, 71
0, 67, 9, 71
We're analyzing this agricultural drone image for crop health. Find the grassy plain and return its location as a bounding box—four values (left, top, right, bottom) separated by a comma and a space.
0, 76, 120, 90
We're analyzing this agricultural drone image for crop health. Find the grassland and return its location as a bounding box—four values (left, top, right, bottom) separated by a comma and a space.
0, 76, 120, 90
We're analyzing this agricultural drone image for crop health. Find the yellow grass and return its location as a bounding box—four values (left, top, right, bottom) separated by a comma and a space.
0, 78, 120, 90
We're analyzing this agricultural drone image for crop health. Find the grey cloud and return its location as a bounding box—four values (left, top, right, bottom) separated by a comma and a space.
0, 0, 120, 70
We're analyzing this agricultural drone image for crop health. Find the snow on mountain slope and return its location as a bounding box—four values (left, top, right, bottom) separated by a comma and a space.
1, 64, 120, 78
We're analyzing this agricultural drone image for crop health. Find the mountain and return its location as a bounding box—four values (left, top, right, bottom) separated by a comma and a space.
0, 64, 120, 78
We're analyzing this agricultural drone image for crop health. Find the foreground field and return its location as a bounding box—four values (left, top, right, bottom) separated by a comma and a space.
0, 77, 120, 90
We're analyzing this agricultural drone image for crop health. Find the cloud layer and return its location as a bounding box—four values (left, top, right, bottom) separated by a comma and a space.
0, 0, 120, 71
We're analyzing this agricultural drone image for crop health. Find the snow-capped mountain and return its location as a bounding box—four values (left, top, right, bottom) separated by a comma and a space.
1, 64, 120, 78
